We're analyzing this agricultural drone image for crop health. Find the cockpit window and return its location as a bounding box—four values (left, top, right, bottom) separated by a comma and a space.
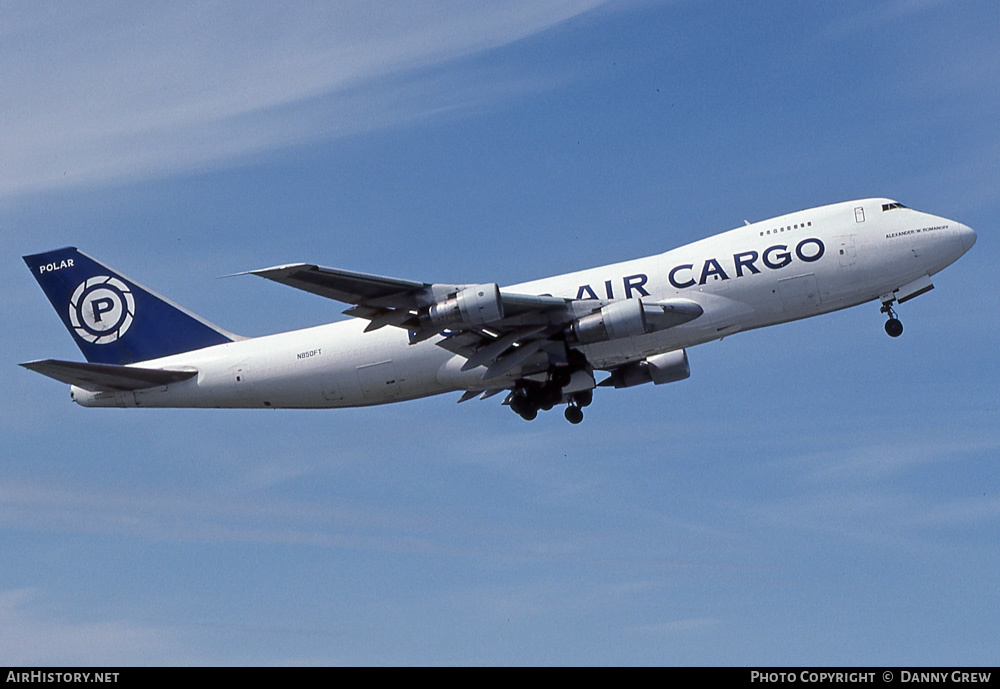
882, 202, 908, 211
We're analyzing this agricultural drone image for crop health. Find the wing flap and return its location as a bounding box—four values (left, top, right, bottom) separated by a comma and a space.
482, 340, 546, 380
20, 359, 197, 392
460, 326, 547, 371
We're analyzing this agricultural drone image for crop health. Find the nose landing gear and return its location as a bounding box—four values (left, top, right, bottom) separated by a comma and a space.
880, 297, 903, 338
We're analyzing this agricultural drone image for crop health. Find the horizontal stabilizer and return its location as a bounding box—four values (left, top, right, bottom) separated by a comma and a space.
20, 359, 197, 392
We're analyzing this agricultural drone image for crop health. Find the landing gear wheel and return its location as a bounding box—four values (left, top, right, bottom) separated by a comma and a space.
540, 385, 562, 411
564, 406, 584, 425
510, 394, 538, 420
880, 299, 903, 338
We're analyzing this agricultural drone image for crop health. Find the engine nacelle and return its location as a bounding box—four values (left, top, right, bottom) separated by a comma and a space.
601, 349, 691, 389
568, 298, 650, 345
424, 283, 504, 328
567, 298, 703, 345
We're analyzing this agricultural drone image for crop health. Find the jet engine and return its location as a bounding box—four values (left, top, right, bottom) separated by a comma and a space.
566, 298, 702, 345
423, 284, 504, 328
600, 349, 691, 389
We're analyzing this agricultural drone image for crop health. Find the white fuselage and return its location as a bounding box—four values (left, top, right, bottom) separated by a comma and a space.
72, 199, 975, 408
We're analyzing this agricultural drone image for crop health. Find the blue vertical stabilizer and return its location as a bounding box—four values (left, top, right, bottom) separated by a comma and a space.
23, 247, 236, 365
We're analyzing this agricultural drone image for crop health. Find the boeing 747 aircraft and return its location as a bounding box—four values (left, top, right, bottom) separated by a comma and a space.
22, 198, 976, 424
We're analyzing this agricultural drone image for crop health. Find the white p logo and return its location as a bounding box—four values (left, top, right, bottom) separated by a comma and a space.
68, 276, 135, 344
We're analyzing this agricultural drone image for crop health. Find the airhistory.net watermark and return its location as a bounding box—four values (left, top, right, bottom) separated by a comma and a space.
6, 673, 119, 683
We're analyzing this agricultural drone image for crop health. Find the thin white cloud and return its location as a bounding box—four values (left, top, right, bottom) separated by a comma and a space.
904, 497, 1000, 528
743, 428, 1000, 544
740, 487, 1000, 555
629, 617, 722, 635
0, 475, 619, 561
817, 0, 953, 42
0, 1, 606, 198
764, 428, 1000, 484
0, 478, 444, 552
0, 588, 176, 665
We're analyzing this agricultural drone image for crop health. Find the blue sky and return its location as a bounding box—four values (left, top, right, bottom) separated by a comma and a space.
1, 1, 997, 665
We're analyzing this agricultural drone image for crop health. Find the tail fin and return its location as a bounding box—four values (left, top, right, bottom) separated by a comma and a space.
23, 247, 236, 365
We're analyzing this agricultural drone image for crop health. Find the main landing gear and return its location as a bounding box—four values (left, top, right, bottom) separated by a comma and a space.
564, 389, 592, 425
508, 374, 593, 424
880, 297, 903, 338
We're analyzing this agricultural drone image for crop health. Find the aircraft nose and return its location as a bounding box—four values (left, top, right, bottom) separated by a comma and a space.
958, 223, 977, 253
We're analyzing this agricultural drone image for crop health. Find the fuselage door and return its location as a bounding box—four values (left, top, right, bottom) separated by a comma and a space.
834, 235, 857, 267
321, 374, 343, 401
357, 360, 401, 401
777, 273, 822, 314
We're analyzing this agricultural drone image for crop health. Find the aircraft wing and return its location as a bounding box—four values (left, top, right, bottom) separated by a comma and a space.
249, 263, 569, 317
246, 263, 438, 309
249, 262, 702, 382
20, 359, 197, 392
